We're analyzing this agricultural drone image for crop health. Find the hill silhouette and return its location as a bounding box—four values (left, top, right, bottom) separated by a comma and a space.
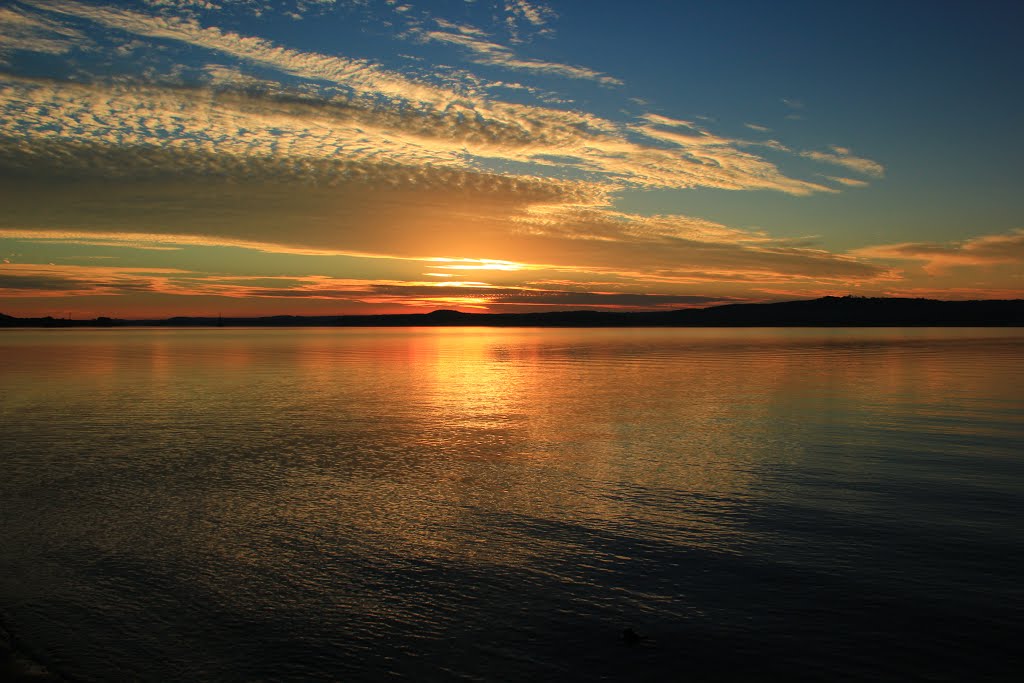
1, 297, 1022, 328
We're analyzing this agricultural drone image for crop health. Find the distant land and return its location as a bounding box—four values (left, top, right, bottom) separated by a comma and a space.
2, 297, 1023, 328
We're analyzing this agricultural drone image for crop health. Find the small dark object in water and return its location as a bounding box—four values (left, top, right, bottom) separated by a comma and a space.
622, 628, 642, 645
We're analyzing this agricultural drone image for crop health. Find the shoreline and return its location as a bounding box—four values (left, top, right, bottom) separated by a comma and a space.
3, 297, 1023, 329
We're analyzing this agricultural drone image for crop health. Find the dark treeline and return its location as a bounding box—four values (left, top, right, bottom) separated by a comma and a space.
2, 296, 1023, 328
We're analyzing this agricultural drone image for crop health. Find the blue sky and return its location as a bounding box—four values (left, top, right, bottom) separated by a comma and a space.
1, 0, 1021, 317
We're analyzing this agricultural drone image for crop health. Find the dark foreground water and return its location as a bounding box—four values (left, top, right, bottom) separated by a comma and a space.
1, 327, 1022, 682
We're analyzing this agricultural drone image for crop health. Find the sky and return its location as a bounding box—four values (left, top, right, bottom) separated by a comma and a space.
1, 0, 1022, 318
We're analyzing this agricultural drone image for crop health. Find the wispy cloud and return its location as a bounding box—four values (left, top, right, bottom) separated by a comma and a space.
0, 261, 736, 312
417, 22, 623, 85
24, 0, 459, 108
238, 279, 737, 310
802, 145, 884, 177
0, 177, 895, 289
630, 116, 830, 195
873, 286, 1024, 300
508, 205, 891, 283
827, 176, 870, 188
0, 258, 749, 312
639, 113, 696, 128
0, 263, 189, 297
854, 229, 1024, 272
0, 4, 86, 56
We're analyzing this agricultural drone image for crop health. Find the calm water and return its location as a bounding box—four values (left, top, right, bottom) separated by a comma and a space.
1, 327, 1022, 681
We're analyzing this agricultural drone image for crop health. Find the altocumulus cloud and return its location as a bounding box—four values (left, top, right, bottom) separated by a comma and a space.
5, 0, 879, 196
0, 0, 913, 312
0, 68, 893, 285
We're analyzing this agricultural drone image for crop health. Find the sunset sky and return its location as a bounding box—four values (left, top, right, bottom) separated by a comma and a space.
1, 0, 1022, 317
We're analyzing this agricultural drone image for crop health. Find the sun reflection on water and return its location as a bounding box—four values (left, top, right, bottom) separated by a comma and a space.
2, 327, 1023, 680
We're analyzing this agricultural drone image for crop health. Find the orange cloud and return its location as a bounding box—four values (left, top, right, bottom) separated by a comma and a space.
800, 146, 885, 177
0, 263, 190, 297
854, 229, 1024, 272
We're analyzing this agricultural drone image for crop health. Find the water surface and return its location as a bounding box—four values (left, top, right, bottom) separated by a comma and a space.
2, 327, 1022, 681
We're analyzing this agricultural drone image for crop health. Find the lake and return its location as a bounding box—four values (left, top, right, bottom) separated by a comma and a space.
2, 327, 1022, 681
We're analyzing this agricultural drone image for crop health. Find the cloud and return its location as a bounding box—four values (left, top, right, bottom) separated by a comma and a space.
507, 205, 892, 282
11, 2, 869, 196
143, 0, 223, 14
639, 113, 696, 128
0, 172, 893, 289
0, 58, 886, 287
854, 229, 1024, 272
801, 146, 884, 177
0, 228, 414, 260
279, 283, 723, 311
872, 286, 1024, 300
503, 0, 556, 41
7, 3, 883, 199
417, 24, 623, 85
630, 117, 830, 195
0, 272, 105, 293
827, 176, 869, 188
433, 18, 489, 39
0, 263, 189, 297
506, 0, 555, 28
0, 262, 736, 312
1, 187, 905, 314
0, 72, 841, 196
0, 1, 906, 313
744, 123, 770, 132
240, 279, 736, 310
0, 75, 602, 195
0, 4, 87, 56
24, 0, 459, 108
27, 238, 182, 251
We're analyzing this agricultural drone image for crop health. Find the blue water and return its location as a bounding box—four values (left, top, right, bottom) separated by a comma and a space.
1, 327, 1022, 681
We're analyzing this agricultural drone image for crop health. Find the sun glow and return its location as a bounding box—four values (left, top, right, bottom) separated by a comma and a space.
422, 296, 492, 309
424, 258, 531, 272
424, 281, 490, 288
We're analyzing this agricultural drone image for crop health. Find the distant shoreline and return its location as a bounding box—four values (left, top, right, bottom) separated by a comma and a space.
3, 297, 1023, 329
